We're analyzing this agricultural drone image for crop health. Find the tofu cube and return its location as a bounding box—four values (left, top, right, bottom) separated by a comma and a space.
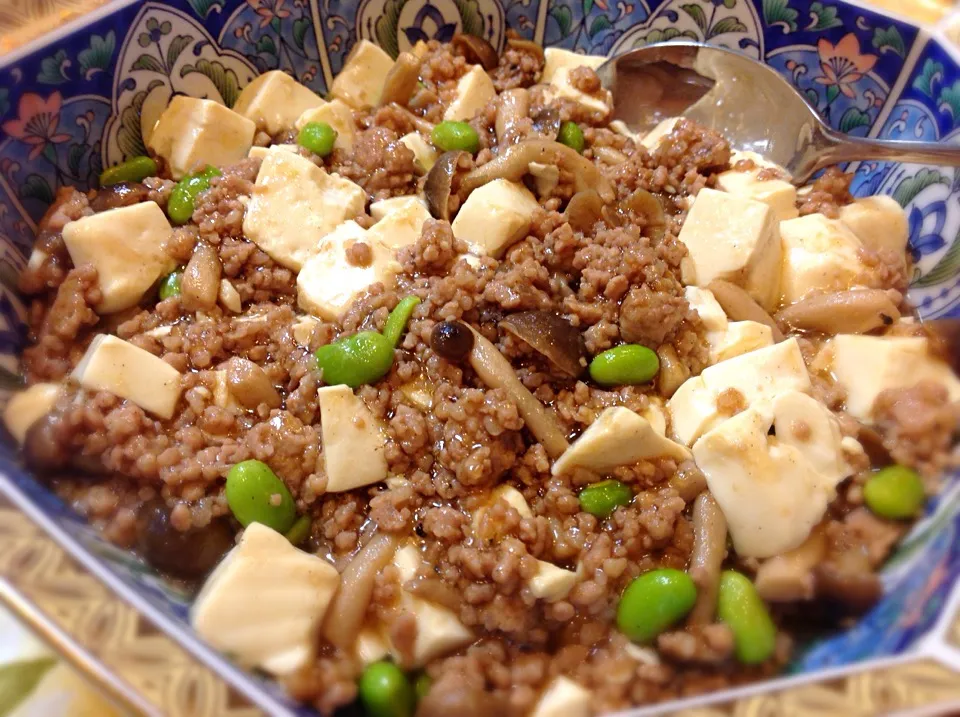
609, 119, 643, 144
367, 197, 431, 250
330, 40, 394, 109
542, 48, 612, 117
685, 286, 728, 333
399, 132, 437, 174
819, 334, 960, 421
677, 188, 782, 311
529, 561, 578, 602
297, 221, 401, 320
244, 149, 367, 271
444, 65, 496, 121
72, 335, 182, 419
668, 337, 812, 445
472, 484, 533, 532
839, 195, 909, 255
552, 406, 691, 476
191, 523, 340, 676
3, 383, 62, 444
531, 677, 592, 717
147, 97, 255, 180
316, 385, 388, 492
452, 179, 540, 257
541, 48, 606, 83
640, 117, 679, 151
779, 213, 868, 306
713, 320, 774, 364
247, 144, 299, 160
355, 627, 391, 666
291, 315, 321, 347
772, 390, 853, 484
716, 165, 798, 222
369, 195, 427, 222
296, 99, 356, 152
233, 70, 324, 135
62, 202, 174, 314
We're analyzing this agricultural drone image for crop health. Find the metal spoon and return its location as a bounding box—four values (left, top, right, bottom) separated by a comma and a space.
596, 42, 960, 184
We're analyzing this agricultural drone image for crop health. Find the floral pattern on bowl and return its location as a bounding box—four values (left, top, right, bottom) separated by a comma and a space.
0, 0, 959, 714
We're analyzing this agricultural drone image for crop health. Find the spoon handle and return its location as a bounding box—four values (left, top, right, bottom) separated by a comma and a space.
802, 127, 960, 179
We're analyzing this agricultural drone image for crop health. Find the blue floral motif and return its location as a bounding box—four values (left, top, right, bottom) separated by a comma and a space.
404, 3, 458, 45
907, 201, 947, 261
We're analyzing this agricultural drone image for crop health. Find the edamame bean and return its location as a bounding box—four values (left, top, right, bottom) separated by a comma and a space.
99, 155, 157, 186
158, 270, 182, 300
284, 514, 311, 546
588, 344, 660, 386
864, 465, 925, 519
358, 661, 415, 717
382, 296, 421, 347
431, 121, 480, 153
225, 459, 296, 533
557, 121, 585, 153
315, 331, 395, 388
578, 479, 632, 519
167, 165, 222, 225
298, 121, 337, 157
414, 672, 432, 701
717, 570, 777, 664
616, 568, 697, 643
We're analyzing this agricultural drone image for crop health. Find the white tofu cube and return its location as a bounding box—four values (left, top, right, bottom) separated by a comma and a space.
685, 286, 728, 333
531, 677, 592, 717
191, 523, 340, 676
355, 627, 391, 666
542, 51, 612, 117
147, 97, 255, 180
529, 561, 578, 602
243, 149, 367, 271
330, 40, 394, 109
772, 390, 853, 484
297, 221, 402, 320
233, 70, 324, 135
452, 179, 540, 257
692, 391, 848, 558
247, 144, 299, 160
668, 338, 812, 445
316, 385, 388, 492
367, 197, 431, 250
295, 99, 356, 152
528, 161, 560, 196
779, 213, 868, 306
716, 165, 798, 222
62, 202, 174, 314
713, 320, 774, 363
819, 334, 960, 421
839, 195, 909, 255
72, 335, 182, 419
609, 119, 643, 144
369, 195, 427, 222
677, 188, 782, 311
552, 406, 691, 476
3, 383, 62, 444
729, 150, 783, 172
291, 315, 321, 347
471, 484, 533, 531
640, 117, 679, 151
399, 132, 437, 174
541, 48, 607, 83
444, 65, 496, 121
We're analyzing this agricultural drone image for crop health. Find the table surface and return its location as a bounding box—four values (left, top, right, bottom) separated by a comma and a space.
1, 1, 960, 716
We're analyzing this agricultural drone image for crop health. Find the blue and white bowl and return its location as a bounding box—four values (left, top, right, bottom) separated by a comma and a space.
1, 1, 959, 714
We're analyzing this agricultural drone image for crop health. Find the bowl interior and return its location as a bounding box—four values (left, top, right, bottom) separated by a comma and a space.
1, 0, 959, 714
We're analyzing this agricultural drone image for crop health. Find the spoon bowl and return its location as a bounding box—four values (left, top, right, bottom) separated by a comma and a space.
597, 42, 960, 184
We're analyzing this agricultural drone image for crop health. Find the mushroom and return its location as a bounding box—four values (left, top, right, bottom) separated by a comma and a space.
384, 102, 435, 134
687, 492, 727, 625
460, 139, 615, 203
706, 279, 785, 342
380, 52, 422, 107
89, 181, 149, 213
775, 289, 902, 335
452, 34, 500, 71
137, 498, 234, 579
495, 88, 530, 146
564, 189, 604, 233
499, 311, 586, 377
603, 188, 666, 238
530, 107, 561, 141
506, 36, 544, 63
423, 150, 468, 221
754, 525, 827, 602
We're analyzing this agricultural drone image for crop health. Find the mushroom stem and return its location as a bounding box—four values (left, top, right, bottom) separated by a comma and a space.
687, 492, 727, 625
775, 289, 901, 335
707, 279, 784, 342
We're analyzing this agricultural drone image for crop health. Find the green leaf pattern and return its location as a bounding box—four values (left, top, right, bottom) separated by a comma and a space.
180, 59, 242, 107
762, 0, 799, 32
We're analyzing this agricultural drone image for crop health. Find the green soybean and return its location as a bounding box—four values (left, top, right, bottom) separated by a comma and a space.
588, 344, 660, 386
863, 465, 926, 520
315, 331, 395, 388
358, 661, 415, 717
431, 120, 479, 153
382, 296, 421, 348
578, 479, 632, 519
284, 514, 311, 546
167, 165, 222, 225
717, 570, 777, 664
225, 459, 296, 533
298, 121, 338, 157
99, 155, 157, 186
158, 270, 182, 300
557, 121, 585, 153
616, 568, 697, 643
414, 672, 432, 701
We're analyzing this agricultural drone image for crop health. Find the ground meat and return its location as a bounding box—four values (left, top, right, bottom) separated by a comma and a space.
491, 42, 543, 91
797, 167, 853, 218
657, 624, 735, 664
192, 158, 259, 241
345, 241, 373, 267
871, 380, 959, 478
331, 127, 418, 200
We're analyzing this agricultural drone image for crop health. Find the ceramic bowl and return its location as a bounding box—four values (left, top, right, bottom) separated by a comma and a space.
1, 0, 959, 714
